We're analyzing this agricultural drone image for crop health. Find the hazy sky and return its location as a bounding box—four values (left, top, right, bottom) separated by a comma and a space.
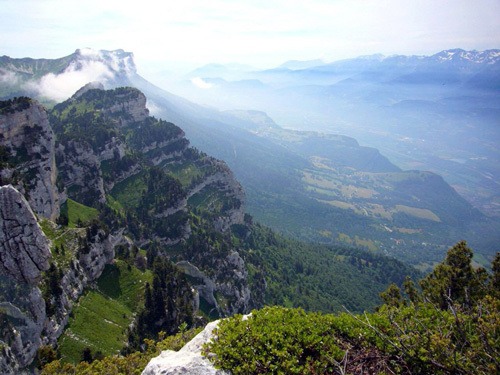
1, 0, 499, 77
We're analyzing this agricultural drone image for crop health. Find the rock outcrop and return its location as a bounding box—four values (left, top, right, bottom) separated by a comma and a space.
106, 88, 149, 125
56, 140, 106, 205
177, 249, 252, 317
142, 320, 229, 375
0, 185, 51, 283
0, 98, 60, 220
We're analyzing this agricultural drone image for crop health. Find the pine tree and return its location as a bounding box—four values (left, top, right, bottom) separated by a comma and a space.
379, 283, 403, 307
80, 347, 93, 363
420, 241, 483, 310
490, 252, 500, 297
403, 276, 420, 303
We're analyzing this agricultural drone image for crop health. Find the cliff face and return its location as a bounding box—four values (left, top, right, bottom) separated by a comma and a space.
0, 185, 51, 372
56, 140, 106, 205
106, 88, 149, 125
0, 185, 120, 373
43, 224, 121, 346
0, 98, 60, 220
0, 185, 51, 283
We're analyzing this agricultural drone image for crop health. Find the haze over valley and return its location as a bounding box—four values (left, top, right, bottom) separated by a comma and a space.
167, 49, 500, 219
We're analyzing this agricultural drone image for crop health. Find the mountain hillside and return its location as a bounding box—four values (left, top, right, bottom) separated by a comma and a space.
0, 88, 419, 373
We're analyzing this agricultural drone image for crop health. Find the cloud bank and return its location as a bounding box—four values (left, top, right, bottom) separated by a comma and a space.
24, 60, 114, 102
190, 77, 213, 89
16, 49, 137, 102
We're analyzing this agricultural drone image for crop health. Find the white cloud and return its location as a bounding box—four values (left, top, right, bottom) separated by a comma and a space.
190, 77, 213, 89
0, 69, 19, 85
146, 99, 162, 116
24, 60, 114, 102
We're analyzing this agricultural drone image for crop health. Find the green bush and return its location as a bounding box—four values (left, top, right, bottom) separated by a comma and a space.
204, 306, 344, 374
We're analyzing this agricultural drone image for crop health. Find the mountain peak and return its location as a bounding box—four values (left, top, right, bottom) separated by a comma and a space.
431, 48, 500, 64
279, 59, 325, 70
71, 48, 137, 75
0, 48, 139, 102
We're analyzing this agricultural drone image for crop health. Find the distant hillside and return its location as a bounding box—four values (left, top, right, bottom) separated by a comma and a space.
169, 49, 500, 222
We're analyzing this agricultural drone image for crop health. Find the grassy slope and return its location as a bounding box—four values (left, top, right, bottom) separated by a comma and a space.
109, 172, 147, 210
58, 261, 152, 363
60, 199, 99, 227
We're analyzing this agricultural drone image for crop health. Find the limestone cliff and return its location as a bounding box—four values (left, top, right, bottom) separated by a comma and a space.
0, 185, 51, 283
106, 88, 149, 126
0, 98, 60, 220
0, 185, 121, 373
56, 140, 106, 205
177, 249, 251, 318
0, 185, 51, 373
43, 224, 122, 345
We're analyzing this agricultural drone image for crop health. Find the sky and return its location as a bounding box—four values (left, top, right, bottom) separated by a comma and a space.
1, 0, 499, 79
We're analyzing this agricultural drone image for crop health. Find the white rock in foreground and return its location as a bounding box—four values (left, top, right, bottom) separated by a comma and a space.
142, 320, 229, 375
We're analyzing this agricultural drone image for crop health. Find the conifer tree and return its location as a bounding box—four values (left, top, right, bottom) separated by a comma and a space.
491, 252, 500, 297
420, 241, 483, 310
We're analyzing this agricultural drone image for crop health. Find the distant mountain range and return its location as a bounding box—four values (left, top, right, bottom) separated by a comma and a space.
1, 48, 499, 267
171, 48, 500, 221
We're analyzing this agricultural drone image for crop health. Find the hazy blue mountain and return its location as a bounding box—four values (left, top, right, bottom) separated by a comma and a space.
185, 62, 256, 81
279, 59, 326, 70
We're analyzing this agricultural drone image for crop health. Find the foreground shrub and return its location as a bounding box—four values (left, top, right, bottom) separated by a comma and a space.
204, 306, 344, 374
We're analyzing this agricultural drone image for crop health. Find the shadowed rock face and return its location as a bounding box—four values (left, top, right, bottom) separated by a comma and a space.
0, 98, 60, 220
0, 184, 51, 284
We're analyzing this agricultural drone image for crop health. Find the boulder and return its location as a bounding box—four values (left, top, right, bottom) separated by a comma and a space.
142, 320, 229, 375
